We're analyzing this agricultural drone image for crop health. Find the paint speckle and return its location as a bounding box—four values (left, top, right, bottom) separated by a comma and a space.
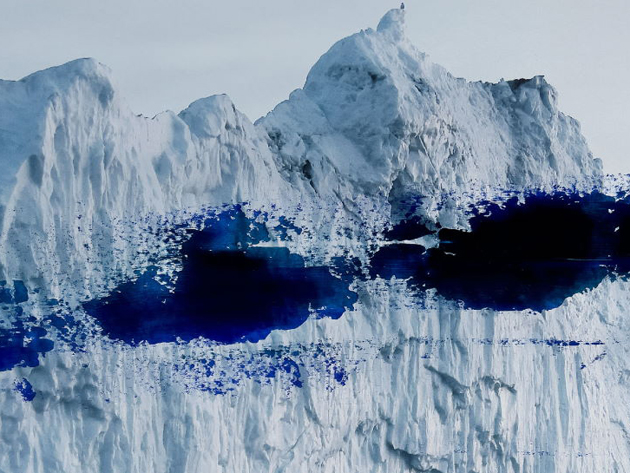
14, 378, 36, 402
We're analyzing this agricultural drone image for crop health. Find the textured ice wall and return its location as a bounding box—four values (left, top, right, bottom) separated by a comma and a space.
2, 278, 629, 472
0, 8, 619, 473
260, 9, 602, 227
0, 61, 291, 299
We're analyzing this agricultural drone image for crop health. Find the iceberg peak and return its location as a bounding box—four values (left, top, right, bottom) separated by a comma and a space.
179, 94, 243, 139
376, 8, 406, 42
19, 57, 113, 90
260, 8, 602, 217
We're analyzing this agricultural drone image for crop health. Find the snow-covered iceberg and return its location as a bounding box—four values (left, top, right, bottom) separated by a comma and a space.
259, 9, 602, 225
1, 9, 626, 473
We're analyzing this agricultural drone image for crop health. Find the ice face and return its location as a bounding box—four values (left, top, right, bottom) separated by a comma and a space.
0, 9, 623, 473
372, 191, 630, 311
260, 9, 602, 226
84, 208, 357, 345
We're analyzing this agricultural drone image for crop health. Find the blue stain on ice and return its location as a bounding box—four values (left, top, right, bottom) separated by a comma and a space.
333, 366, 348, 385
8, 191, 628, 386
170, 334, 603, 395
84, 207, 357, 345
173, 341, 360, 395
274, 215, 303, 239
0, 280, 28, 305
279, 357, 303, 388
0, 321, 55, 372
0, 283, 57, 372
373, 191, 630, 311
14, 378, 36, 401
580, 351, 607, 370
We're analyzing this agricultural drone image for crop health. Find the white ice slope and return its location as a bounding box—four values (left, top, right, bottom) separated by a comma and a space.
259, 9, 601, 226
0, 10, 603, 296
0, 59, 290, 298
0, 9, 622, 473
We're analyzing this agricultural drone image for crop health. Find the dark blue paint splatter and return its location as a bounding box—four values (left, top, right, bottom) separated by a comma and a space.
333, 366, 348, 385
14, 378, 36, 401
372, 191, 630, 311
274, 216, 303, 240
13, 281, 29, 304
384, 215, 433, 241
85, 208, 357, 345
0, 281, 57, 372
0, 307, 54, 372
0, 328, 54, 372
279, 357, 303, 388
0, 280, 29, 304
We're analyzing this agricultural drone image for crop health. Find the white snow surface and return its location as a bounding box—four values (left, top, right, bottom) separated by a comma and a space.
259, 8, 601, 226
0, 59, 290, 299
0, 9, 622, 473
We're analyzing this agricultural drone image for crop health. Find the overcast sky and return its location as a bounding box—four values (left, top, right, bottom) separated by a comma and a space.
1, 0, 628, 172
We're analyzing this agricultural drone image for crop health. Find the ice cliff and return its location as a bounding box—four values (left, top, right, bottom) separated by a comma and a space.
0, 9, 623, 473
0, 9, 602, 296
0, 59, 290, 298
259, 9, 601, 225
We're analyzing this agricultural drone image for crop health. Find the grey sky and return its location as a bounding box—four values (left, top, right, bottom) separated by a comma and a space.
1, 0, 628, 173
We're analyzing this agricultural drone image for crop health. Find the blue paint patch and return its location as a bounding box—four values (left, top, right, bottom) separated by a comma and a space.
372, 191, 630, 311
384, 215, 433, 241
13, 281, 29, 304
580, 351, 607, 370
0, 280, 29, 304
84, 208, 357, 345
333, 366, 348, 385
0, 281, 11, 304
274, 216, 303, 239
14, 378, 36, 401
279, 357, 303, 388
0, 278, 58, 372
0, 319, 55, 372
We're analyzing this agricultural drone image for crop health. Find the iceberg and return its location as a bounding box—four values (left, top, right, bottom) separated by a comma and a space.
1, 9, 625, 473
